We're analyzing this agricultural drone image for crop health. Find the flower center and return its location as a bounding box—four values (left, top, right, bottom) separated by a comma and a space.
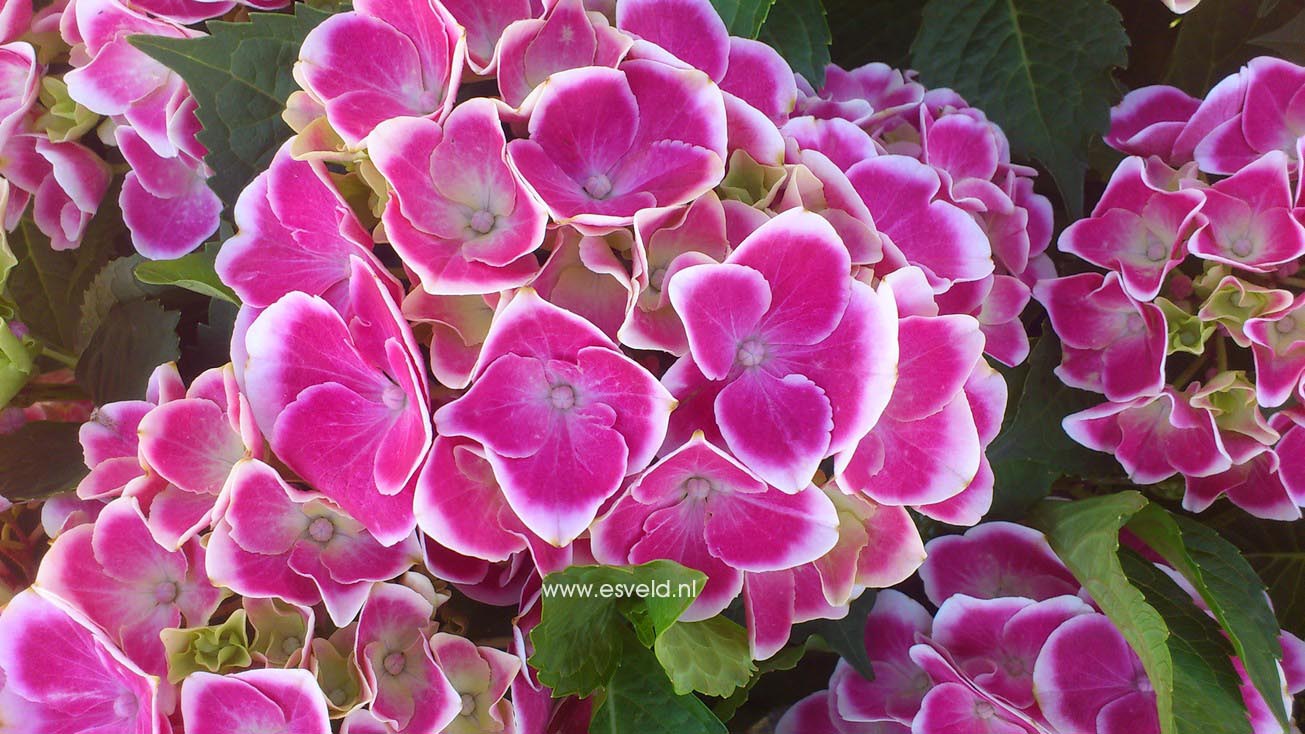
1231, 236, 1255, 257
1276, 316, 1297, 335
153, 581, 179, 605
583, 174, 613, 200
736, 338, 767, 368
113, 691, 138, 719
328, 688, 347, 706
649, 267, 668, 292
682, 476, 714, 500
381, 383, 407, 411
308, 517, 336, 544
383, 651, 407, 676
548, 384, 576, 411
1144, 238, 1167, 262
469, 210, 496, 234
460, 693, 477, 716
281, 636, 302, 655
973, 701, 996, 719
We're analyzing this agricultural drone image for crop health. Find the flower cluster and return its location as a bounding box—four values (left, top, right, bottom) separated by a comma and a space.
0, 0, 286, 257
0, 0, 1054, 727
776, 522, 1305, 734
1039, 56, 1305, 520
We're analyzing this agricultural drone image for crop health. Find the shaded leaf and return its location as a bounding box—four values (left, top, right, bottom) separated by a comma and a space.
1166, 0, 1305, 94
76, 299, 181, 404
0, 421, 86, 501
1120, 550, 1252, 734
1204, 510, 1305, 638
0, 319, 36, 408
590, 645, 726, 734
77, 256, 158, 352
529, 561, 705, 697
757, 0, 831, 87
799, 590, 876, 680
708, 0, 775, 37
3, 219, 115, 353
1250, 6, 1305, 64
134, 243, 240, 304
654, 616, 755, 697
1127, 505, 1288, 728
129, 5, 333, 209
825, 0, 922, 69
1031, 492, 1176, 734
910, 0, 1128, 215
711, 640, 808, 721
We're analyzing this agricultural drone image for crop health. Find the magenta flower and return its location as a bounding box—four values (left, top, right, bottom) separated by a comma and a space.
355, 583, 460, 734
1059, 156, 1206, 301
494, 0, 631, 109
917, 522, 1080, 605
242, 259, 431, 545
1064, 388, 1233, 484
116, 124, 221, 260
401, 288, 495, 390
181, 669, 331, 734
207, 459, 419, 626
434, 288, 674, 546
1194, 57, 1305, 174
1105, 85, 1202, 163
0, 131, 111, 250
0, 40, 37, 147
794, 62, 924, 134
35, 497, 224, 677
591, 434, 840, 621
440, 0, 539, 74
505, 59, 727, 228
295, 0, 465, 147
531, 226, 637, 340
1035, 272, 1168, 402
77, 363, 185, 501
1245, 293, 1305, 406
216, 143, 385, 309
828, 590, 933, 726
0, 589, 165, 734
1032, 615, 1161, 734
1187, 150, 1305, 272
428, 632, 521, 734
370, 99, 546, 295
665, 208, 898, 491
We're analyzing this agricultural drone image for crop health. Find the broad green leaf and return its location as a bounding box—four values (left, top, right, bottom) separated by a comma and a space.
1166, 0, 1305, 93
801, 590, 876, 680
1120, 551, 1252, 734
910, 0, 1128, 216
0, 421, 87, 501
653, 616, 755, 697
134, 244, 240, 304
77, 256, 157, 352
3, 218, 115, 354
529, 561, 705, 697
0, 319, 35, 408
708, 0, 775, 37
590, 645, 726, 734
1127, 505, 1288, 728
1031, 493, 1175, 734
713, 640, 809, 721
757, 0, 831, 87
1251, 6, 1305, 64
129, 5, 334, 209
76, 299, 181, 404
825, 0, 923, 69
1205, 510, 1305, 637
987, 328, 1121, 518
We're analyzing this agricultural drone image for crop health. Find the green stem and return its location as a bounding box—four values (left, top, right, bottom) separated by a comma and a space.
40, 345, 77, 368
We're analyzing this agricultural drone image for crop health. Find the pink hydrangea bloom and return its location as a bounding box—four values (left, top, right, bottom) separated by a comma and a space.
181, 669, 331, 734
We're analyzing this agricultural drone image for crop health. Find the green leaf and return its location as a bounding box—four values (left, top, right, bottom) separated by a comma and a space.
77, 256, 158, 353
757, 0, 831, 87
76, 299, 181, 404
529, 561, 706, 697
1165, 0, 1305, 94
3, 218, 115, 354
1204, 512, 1305, 637
1127, 506, 1289, 728
1120, 551, 1252, 734
1031, 492, 1175, 734
129, 5, 334, 209
708, 0, 775, 37
0, 421, 87, 501
910, 0, 1128, 216
1250, 6, 1305, 64
653, 616, 755, 697
712, 640, 808, 721
987, 328, 1121, 518
801, 590, 876, 680
590, 645, 726, 734
134, 244, 240, 304
0, 319, 36, 408
825, 0, 923, 69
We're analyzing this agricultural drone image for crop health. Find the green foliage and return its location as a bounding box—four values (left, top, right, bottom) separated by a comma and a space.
1120, 552, 1251, 734
529, 561, 706, 697
0, 320, 35, 408
800, 590, 876, 680
1127, 505, 1289, 728
712, 640, 809, 721
0, 421, 87, 501
757, 0, 831, 87
825, 0, 922, 69
987, 329, 1121, 518
910, 0, 1128, 215
3, 218, 114, 354
1166, 0, 1305, 94
653, 616, 755, 697
76, 299, 181, 404
708, 0, 776, 37
135, 244, 240, 304
161, 610, 251, 684
1251, 5, 1305, 63
76, 256, 158, 352
590, 645, 726, 734
129, 5, 334, 209
1032, 492, 1177, 734
1206, 512, 1305, 637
